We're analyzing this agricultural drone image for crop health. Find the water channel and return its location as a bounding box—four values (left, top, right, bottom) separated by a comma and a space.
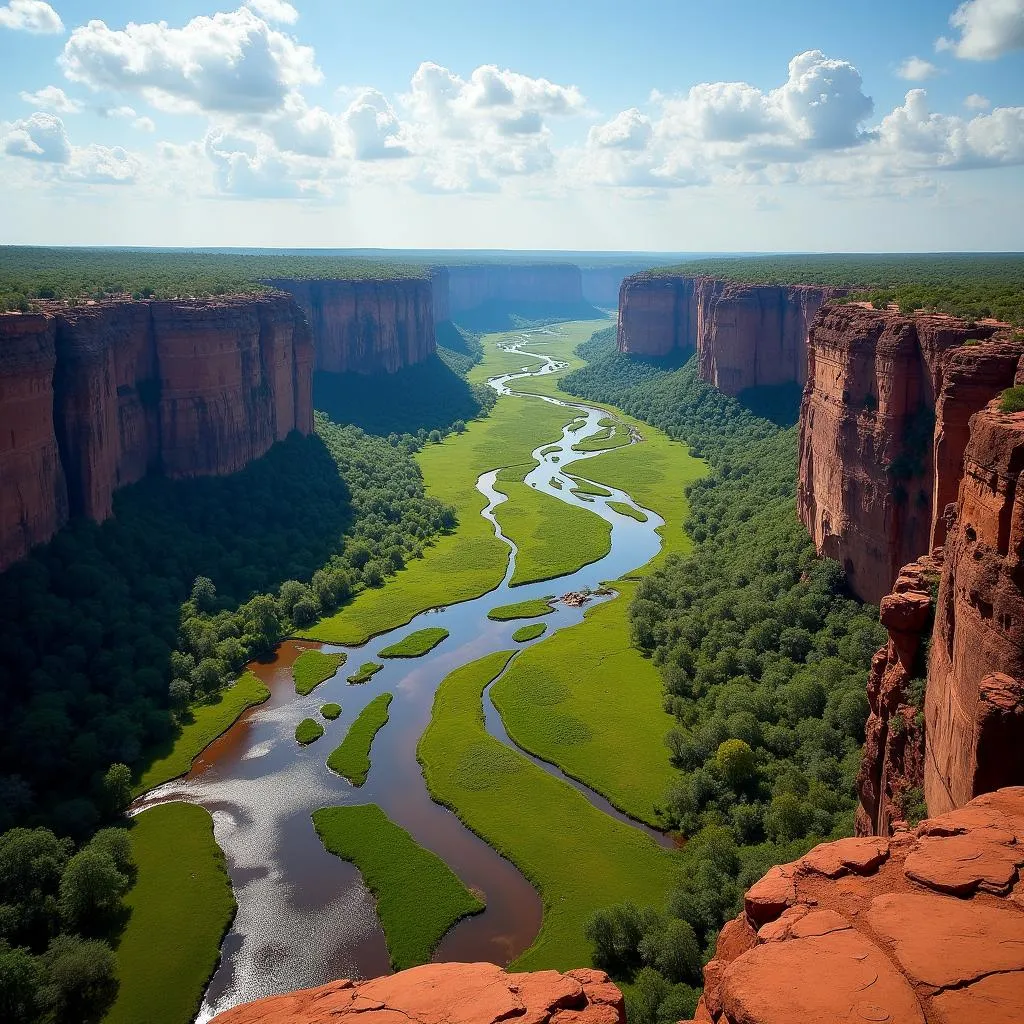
134, 328, 673, 1021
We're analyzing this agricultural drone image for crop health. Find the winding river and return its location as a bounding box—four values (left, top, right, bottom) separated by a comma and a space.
134, 329, 672, 1022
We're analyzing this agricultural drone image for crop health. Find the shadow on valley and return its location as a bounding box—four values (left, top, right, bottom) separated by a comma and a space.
451, 299, 606, 332
736, 382, 803, 428
313, 353, 493, 436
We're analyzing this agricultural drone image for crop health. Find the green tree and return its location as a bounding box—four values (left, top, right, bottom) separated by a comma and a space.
36, 934, 117, 1024
57, 850, 130, 934
715, 739, 757, 791
190, 576, 217, 613
100, 765, 132, 818
0, 941, 40, 1023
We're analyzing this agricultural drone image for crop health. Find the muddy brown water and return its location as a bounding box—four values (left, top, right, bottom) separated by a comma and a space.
134, 331, 675, 1021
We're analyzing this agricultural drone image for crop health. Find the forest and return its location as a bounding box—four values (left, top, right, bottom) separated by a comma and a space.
561, 346, 886, 1023
646, 252, 1024, 325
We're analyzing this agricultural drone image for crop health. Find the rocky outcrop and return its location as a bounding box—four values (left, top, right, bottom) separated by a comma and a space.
616, 274, 842, 394
269, 278, 434, 374
442, 265, 584, 316
0, 294, 313, 570
209, 963, 624, 1024
925, 397, 1024, 816
0, 314, 68, 570
856, 555, 941, 837
797, 305, 1014, 602
685, 787, 1024, 1024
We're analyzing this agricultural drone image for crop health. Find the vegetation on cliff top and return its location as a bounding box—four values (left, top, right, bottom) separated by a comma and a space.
312, 803, 483, 971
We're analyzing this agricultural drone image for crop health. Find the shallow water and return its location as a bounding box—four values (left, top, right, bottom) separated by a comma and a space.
134, 328, 671, 1021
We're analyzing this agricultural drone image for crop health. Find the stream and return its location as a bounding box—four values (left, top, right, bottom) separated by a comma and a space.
133, 327, 671, 1022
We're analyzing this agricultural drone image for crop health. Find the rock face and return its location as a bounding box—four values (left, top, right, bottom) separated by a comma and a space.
442, 264, 585, 316
616, 274, 842, 394
685, 787, 1024, 1024
926, 398, 1024, 815
269, 278, 435, 374
856, 555, 942, 837
0, 294, 313, 570
797, 305, 1015, 602
209, 962, 625, 1024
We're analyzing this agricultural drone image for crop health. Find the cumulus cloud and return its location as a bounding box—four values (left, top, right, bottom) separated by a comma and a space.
897, 56, 940, 80
937, 0, 1024, 59
966, 93, 992, 109
133, 116, 155, 132
3, 112, 72, 162
0, 0, 63, 34
60, 7, 320, 114
64, 143, 140, 183
244, 0, 298, 23
588, 108, 653, 150
19, 85, 82, 113
204, 125, 325, 197
343, 88, 411, 159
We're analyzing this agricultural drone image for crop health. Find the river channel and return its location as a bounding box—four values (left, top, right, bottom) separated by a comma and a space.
134, 328, 672, 1021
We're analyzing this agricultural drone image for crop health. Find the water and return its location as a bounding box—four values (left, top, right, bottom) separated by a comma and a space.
133, 328, 672, 1021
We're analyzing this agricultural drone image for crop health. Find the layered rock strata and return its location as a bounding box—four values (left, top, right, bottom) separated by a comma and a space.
210, 962, 625, 1024
926, 397, 1024, 815
268, 278, 435, 374
0, 294, 313, 570
856, 555, 942, 837
797, 305, 1013, 602
616, 274, 843, 394
685, 787, 1024, 1024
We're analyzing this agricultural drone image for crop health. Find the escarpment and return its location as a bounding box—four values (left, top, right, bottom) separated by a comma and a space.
797, 304, 1015, 603
268, 278, 435, 374
925, 397, 1024, 816
616, 273, 842, 393
0, 293, 313, 571
684, 787, 1024, 1024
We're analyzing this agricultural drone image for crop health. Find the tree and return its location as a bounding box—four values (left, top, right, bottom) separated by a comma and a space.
190, 576, 217, 613
100, 765, 132, 818
715, 739, 757, 791
36, 934, 117, 1024
0, 942, 40, 1023
638, 917, 702, 984
85, 830, 133, 879
168, 678, 191, 712
57, 849, 130, 933
453, 419, 466, 433
0, 828, 70, 950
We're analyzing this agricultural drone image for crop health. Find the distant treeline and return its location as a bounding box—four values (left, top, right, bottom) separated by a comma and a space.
646, 253, 1024, 326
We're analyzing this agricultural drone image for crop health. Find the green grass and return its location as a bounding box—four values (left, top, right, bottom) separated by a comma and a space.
293, 650, 347, 695
321, 703, 342, 720
487, 598, 555, 621
347, 662, 383, 684
607, 501, 648, 522
312, 804, 483, 970
540, 445, 561, 456
295, 718, 325, 744
102, 804, 234, 1024
1000, 386, 1024, 413
326, 693, 394, 786
378, 627, 449, 658
549, 477, 563, 490
572, 425, 631, 453
135, 671, 270, 794
418, 652, 679, 971
512, 623, 547, 642
300, 393, 576, 645
493, 464, 611, 586
567, 476, 613, 497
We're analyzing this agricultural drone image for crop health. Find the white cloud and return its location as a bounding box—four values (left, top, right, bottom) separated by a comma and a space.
3, 112, 71, 162
244, 0, 298, 24
102, 105, 136, 119
343, 88, 410, 160
65, 143, 140, 184
19, 85, 82, 113
897, 56, 940, 80
133, 116, 155, 132
60, 7, 321, 115
937, 0, 1024, 59
588, 108, 653, 150
0, 0, 63, 34
262, 94, 338, 156
965, 93, 992, 109
204, 125, 326, 198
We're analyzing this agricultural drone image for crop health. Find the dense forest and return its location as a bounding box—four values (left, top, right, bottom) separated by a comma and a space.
561, 345, 886, 1023
645, 253, 1024, 325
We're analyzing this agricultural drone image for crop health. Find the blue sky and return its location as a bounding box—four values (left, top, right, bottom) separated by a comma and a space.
1, 0, 1022, 250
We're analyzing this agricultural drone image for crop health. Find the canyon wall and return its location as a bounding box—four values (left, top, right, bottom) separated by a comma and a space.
440, 264, 585, 316
0, 294, 313, 571
616, 273, 843, 394
685, 787, 1024, 1024
579, 265, 655, 307
796, 305, 1014, 603
268, 278, 435, 374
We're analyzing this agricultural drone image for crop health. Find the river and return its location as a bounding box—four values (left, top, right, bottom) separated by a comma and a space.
133, 328, 672, 1021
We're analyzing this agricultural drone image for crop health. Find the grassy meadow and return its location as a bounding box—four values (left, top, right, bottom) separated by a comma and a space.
326, 693, 394, 786
487, 598, 555, 620
293, 650, 347, 695
378, 627, 449, 658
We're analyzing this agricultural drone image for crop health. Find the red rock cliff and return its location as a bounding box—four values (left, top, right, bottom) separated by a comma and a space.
0, 293, 313, 570
685, 787, 1024, 1024
796, 305, 1012, 602
616, 274, 842, 394
209, 962, 624, 1024
270, 279, 435, 374
925, 396, 1024, 816
0, 314, 68, 569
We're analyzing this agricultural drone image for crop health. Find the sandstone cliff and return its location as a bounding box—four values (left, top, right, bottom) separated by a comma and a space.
686, 787, 1024, 1024
616, 274, 842, 394
797, 305, 1014, 602
209, 963, 624, 1024
925, 396, 1024, 816
269, 279, 434, 374
0, 294, 313, 570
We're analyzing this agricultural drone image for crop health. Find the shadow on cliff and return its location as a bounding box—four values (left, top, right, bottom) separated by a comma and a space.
313, 355, 489, 436
736, 382, 803, 428
451, 300, 607, 332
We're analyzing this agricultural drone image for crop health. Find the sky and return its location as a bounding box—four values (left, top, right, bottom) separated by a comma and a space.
0, 0, 1022, 251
